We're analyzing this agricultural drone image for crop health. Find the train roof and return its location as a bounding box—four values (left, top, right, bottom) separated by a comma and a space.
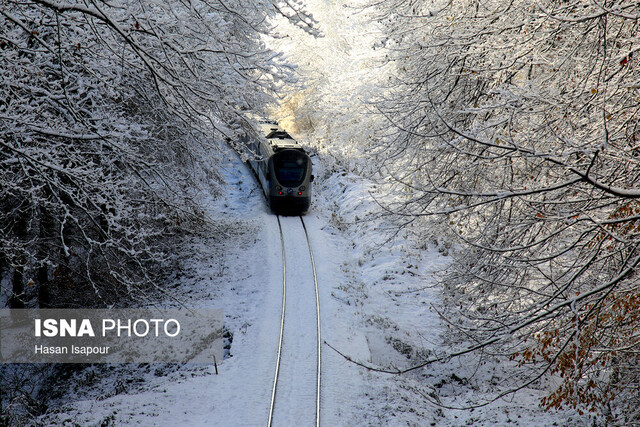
257, 121, 279, 135
266, 130, 292, 140
265, 129, 305, 152
257, 118, 278, 126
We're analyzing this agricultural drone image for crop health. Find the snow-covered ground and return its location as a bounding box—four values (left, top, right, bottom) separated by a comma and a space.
35, 143, 588, 426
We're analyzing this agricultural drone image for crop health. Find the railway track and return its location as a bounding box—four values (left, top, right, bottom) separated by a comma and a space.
268, 215, 322, 427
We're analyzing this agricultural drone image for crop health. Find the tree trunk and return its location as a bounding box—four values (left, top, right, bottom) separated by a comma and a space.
9, 261, 25, 309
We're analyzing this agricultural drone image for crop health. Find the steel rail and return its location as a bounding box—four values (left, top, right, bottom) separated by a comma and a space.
268, 216, 322, 427
300, 216, 322, 427
268, 216, 287, 427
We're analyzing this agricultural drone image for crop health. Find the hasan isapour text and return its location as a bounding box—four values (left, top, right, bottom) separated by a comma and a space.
34, 344, 111, 355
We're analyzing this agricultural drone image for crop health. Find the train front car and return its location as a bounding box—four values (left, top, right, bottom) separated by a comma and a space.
266, 134, 313, 214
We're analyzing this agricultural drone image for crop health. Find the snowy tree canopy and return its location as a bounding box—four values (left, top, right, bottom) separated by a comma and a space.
0, 0, 316, 307
363, 0, 640, 419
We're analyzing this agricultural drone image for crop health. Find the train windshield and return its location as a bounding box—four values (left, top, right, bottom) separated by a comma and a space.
274, 153, 308, 187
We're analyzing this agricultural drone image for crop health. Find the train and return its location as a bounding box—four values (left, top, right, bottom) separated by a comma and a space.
246, 120, 314, 215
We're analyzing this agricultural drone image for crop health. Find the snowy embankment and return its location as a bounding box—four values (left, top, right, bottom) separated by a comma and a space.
310, 161, 588, 426
37, 143, 584, 426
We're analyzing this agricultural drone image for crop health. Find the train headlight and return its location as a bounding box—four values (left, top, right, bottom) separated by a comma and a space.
276, 186, 282, 191
298, 186, 306, 192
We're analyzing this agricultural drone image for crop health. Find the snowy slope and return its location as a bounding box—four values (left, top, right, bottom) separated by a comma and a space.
307, 160, 589, 426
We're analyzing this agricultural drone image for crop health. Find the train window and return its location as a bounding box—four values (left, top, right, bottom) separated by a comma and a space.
274, 157, 307, 187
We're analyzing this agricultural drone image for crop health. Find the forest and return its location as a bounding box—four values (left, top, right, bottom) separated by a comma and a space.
2, 0, 640, 424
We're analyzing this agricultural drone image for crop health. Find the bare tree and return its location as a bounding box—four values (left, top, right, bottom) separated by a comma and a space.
368, 0, 640, 420
0, 0, 314, 305
1, 0, 320, 422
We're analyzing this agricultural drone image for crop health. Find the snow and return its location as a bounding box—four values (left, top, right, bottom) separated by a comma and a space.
35, 142, 587, 426
19, 0, 594, 424
270, 216, 318, 425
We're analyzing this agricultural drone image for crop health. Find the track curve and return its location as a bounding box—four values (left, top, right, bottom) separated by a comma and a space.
268, 216, 322, 426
